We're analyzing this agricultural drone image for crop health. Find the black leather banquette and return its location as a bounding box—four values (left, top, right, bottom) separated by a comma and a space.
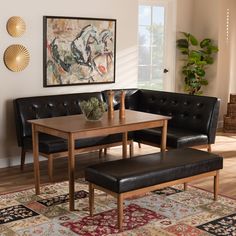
128, 89, 220, 150
14, 92, 131, 178
14, 89, 220, 174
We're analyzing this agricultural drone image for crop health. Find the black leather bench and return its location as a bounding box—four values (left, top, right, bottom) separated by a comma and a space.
85, 148, 223, 230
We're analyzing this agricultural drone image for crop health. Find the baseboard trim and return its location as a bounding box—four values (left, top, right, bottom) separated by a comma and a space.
0, 154, 44, 169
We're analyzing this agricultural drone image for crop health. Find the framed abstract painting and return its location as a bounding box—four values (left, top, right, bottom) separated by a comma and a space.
43, 16, 116, 87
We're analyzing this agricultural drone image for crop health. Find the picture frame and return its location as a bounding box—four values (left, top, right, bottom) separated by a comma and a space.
43, 16, 116, 87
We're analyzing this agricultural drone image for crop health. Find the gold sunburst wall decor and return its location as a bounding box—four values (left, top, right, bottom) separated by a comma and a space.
4, 44, 30, 72
6, 16, 26, 37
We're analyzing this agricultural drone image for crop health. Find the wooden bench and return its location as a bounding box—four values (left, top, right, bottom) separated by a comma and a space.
85, 148, 223, 230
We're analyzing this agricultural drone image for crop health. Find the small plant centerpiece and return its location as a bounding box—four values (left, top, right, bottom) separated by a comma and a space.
176, 32, 219, 95
79, 97, 106, 121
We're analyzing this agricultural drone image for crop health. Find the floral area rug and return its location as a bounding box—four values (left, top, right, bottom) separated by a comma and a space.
0, 179, 236, 236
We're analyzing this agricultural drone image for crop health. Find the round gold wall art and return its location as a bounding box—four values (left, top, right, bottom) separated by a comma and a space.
6, 16, 26, 37
4, 44, 30, 72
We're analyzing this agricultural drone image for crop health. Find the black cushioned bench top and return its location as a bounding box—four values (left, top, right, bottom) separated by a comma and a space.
85, 148, 223, 193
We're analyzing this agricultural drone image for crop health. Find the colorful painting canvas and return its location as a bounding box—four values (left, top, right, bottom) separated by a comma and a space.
43, 16, 116, 87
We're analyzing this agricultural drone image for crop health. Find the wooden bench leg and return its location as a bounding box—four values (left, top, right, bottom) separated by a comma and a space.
48, 156, 53, 182
89, 183, 94, 216
208, 144, 212, 152
118, 194, 124, 231
99, 149, 103, 159
184, 183, 188, 191
104, 148, 107, 155
129, 140, 134, 157
20, 148, 26, 171
214, 171, 219, 201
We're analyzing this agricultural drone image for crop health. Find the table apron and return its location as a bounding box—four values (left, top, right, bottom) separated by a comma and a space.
35, 125, 69, 139
72, 120, 165, 139
34, 120, 165, 140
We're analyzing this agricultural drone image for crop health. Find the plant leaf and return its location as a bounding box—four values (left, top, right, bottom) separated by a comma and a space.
189, 50, 201, 60
205, 57, 214, 64
177, 39, 189, 48
200, 79, 208, 85
189, 34, 198, 46
181, 32, 190, 38
196, 69, 205, 77
179, 48, 189, 55
200, 38, 211, 48
209, 45, 219, 53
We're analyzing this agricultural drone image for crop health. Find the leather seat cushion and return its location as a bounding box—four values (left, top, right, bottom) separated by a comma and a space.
85, 148, 223, 193
23, 133, 133, 154
134, 127, 208, 148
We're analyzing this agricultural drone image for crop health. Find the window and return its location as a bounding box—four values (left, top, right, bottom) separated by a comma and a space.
138, 0, 176, 91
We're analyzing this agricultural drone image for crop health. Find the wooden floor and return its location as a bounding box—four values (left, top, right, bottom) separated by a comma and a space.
0, 132, 236, 198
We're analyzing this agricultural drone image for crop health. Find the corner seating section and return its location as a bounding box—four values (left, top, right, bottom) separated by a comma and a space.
85, 148, 223, 230
105, 89, 220, 151
14, 89, 220, 180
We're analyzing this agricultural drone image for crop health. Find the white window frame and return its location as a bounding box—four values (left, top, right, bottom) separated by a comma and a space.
138, 0, 176, 91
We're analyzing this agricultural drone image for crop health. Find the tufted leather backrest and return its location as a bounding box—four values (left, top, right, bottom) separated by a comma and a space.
137, 89, 220, 135
14, 92, 104, 146
14, 89, 220, 147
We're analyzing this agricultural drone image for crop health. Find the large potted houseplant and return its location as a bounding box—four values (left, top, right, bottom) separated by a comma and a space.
176, 32, 219, 95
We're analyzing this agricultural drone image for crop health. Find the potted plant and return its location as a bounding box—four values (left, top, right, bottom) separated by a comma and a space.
176, 32, 219, 95
79, 97, 106, 121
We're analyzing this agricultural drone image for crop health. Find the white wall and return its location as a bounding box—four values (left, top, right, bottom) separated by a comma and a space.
175, 0, 194, 91
228, 0, 236, 94
176, 0, 220, 95
176, 0, 235, 126
0, 0, 138, 167
190, 0, 236, 125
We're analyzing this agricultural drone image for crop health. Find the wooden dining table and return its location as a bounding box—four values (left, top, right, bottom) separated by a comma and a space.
29, 109, 170, 210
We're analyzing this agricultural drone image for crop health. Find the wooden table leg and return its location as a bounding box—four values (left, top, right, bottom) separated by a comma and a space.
89, 183, 94, 216
214, 171, 219, 201
68, 133, 75, 211
32, 124, 40, 195
161, 120, 168, 152
122, 132, 128, 159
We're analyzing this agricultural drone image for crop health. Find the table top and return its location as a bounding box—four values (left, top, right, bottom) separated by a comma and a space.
29, 110, 170, 135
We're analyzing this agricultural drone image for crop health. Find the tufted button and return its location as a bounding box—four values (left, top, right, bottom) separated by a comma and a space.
181, 113, 188, 118
160, 98, 167, 104
171, 100, 178, 105
183, 101, 189, 106
63, 102, 68, 106
196, 103, 203, 108
47, 103, 54, 108
32, 104, 39, 110
193, 114, 201, 120
151, 96, 156, 101
196, 114, 201, 119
